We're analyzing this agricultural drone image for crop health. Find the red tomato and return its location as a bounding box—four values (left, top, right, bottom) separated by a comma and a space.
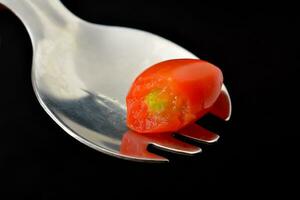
126, 59, 223, 133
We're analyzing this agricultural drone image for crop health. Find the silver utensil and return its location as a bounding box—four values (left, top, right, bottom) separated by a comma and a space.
0, 0, 231, 162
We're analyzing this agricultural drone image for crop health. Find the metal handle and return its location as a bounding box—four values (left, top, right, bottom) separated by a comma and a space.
0, 0, 78, 48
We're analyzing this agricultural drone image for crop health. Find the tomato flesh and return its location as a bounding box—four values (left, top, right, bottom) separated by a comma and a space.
126, 59, 223, 133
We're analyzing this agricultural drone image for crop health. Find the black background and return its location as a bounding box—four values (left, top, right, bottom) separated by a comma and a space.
0, 1, 298, 199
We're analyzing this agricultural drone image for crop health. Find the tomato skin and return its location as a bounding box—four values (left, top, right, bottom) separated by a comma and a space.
126, 59, 223, 133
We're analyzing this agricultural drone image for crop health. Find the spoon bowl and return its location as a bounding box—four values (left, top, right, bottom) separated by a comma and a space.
0, 0, 231, 162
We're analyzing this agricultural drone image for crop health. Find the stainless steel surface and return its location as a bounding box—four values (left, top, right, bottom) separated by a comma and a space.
0, 0, 232, 162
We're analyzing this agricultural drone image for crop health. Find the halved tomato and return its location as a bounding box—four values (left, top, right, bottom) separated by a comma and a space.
126, 59, 223, 133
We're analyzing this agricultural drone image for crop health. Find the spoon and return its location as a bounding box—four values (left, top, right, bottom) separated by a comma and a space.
0, 0, 231, 162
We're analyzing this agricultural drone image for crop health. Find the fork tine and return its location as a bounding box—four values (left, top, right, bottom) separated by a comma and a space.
149, 134, 202, 155
177, 123, 219, 143
209, 86, 232, 121
120, 130, 201, 157
120, 130, 169, 162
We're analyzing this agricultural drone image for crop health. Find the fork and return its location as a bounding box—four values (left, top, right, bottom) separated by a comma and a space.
0, 0, 231, 162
